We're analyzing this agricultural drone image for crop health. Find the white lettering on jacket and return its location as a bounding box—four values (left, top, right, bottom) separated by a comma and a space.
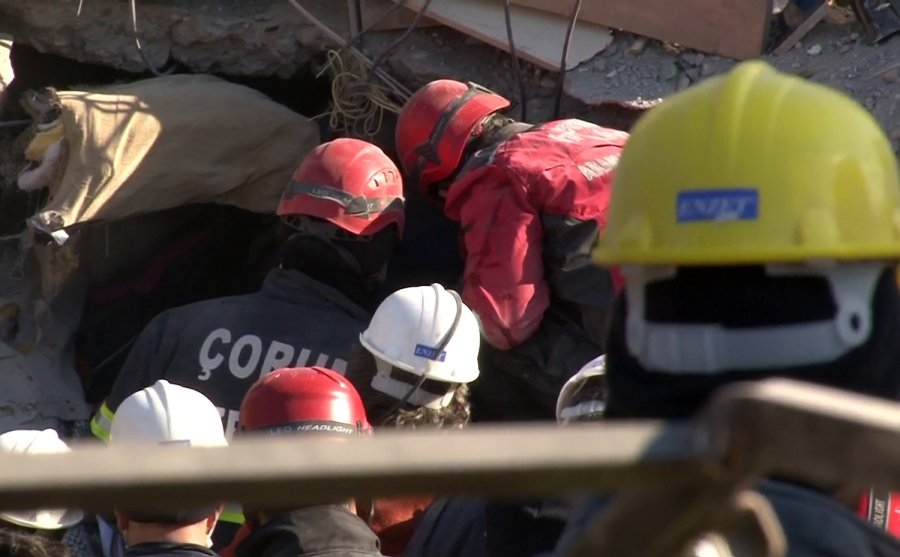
197, 328, 349, 382
577, 154, 620, 181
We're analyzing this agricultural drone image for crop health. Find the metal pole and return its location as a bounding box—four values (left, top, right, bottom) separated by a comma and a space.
0, 422, 701, 512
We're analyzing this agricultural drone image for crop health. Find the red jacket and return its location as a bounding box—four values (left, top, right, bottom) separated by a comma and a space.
445, 119, 627, 350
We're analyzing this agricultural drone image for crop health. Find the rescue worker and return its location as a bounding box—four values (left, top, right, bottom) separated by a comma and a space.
555, 61, 900, 557
394, 80, 626, 420
344, 283, 481, 555
230, 366, 384, 557
90, 138, 404, 543
108, 380, 227, 557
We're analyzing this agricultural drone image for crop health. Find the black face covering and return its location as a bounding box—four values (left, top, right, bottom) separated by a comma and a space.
278, 224, 398, 311
604, 266, 900, 420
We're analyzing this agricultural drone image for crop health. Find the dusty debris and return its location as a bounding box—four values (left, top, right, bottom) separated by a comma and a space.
627, 37, 647, 57
0, 0, 344, 77
807, 43, 823, 55
869, 61, 900, 80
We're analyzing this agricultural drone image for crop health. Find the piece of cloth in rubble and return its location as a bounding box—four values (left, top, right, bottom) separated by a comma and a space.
553, 480, 900, 557
125, 542, 220, 557
401, 498, 486, 557
443, 118, 626, 351
234, 506, 383, 557
602, 266, 900, 420
29, 74, 318, 234
361, 496, 433, 556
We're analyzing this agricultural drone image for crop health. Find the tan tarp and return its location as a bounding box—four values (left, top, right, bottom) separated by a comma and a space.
29, 74, 320, 234
0, 74, 319, 432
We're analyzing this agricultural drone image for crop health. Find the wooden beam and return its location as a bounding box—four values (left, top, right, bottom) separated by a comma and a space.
1, 379, 899, 516
391, 0, 613, 71
509, 0, 774, 60
0, 422, 702, 512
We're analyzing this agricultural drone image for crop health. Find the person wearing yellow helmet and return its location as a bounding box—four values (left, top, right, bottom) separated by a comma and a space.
554, 60, 900, 557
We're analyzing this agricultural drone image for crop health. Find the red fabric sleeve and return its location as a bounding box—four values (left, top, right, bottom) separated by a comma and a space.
456, 173, 549, 350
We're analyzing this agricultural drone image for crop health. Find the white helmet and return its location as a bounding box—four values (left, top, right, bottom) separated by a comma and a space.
360, 283, 481, 409
0, 429, 84, 529
556, 355, 607, 424
110, 380, 227, 448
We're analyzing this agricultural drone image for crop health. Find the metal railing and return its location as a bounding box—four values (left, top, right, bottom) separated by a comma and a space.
2, 378, 899, 556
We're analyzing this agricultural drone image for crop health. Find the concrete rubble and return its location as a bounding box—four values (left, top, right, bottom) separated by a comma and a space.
0, 0, 336, 77
1, 1, 897, 152
0, 0, 897, 432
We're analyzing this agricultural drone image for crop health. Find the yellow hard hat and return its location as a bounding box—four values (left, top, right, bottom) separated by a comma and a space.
594, 61, 900, 266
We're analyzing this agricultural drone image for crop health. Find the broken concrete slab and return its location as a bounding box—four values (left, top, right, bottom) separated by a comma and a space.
0, 0, 348, 77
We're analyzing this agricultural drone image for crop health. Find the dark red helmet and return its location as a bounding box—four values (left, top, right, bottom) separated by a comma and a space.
395, 80, 510, 192
239, 367, 372, 436
277, 138, 405, 236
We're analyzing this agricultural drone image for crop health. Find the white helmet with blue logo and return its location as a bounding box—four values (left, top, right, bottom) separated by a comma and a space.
360, 283, 481, 409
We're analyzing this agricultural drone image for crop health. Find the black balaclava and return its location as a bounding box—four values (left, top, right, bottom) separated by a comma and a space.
278, 224, 397, 311
604, 265, 900, 420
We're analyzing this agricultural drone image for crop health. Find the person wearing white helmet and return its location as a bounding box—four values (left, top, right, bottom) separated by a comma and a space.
343, 283, 482, 557
106, 380, 227, 557
0, 429, 84, 533
348, 283, 481, 431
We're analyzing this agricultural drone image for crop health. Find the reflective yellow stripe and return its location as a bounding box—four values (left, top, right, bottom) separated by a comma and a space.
90, 403, 115, 442
220, 509, 245, 524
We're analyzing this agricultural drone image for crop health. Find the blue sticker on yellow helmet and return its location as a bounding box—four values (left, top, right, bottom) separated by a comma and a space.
676, 189, 759, 223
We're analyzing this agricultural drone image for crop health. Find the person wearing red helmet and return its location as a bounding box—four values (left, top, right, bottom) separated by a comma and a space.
227, 367, 384, 557
91, 138, 404, 548
395, 79, 626, 420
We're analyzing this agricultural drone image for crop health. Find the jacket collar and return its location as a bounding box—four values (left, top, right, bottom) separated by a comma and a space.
261, 268, 369, 321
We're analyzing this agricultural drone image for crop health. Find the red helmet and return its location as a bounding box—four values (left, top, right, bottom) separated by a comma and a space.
395, 80, 510, 192
277, 138, 405, 236
239, 367, 372, 436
